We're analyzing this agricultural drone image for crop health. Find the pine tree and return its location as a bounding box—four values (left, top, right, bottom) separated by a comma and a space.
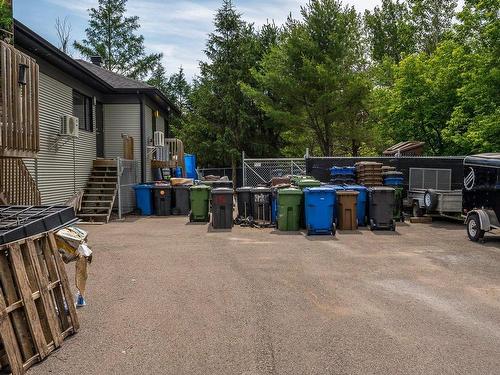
74, 0, 162, 80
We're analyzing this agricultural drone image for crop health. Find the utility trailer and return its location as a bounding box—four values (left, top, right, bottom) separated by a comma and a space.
406, 167, 463, 219
463, 153, 500, 242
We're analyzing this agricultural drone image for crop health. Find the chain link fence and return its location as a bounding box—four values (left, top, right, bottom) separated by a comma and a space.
116, 158, 139, 219
243, 155, 306, 187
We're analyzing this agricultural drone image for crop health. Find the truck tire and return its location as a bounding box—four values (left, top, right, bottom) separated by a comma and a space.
412, 201, 425, 217
424, 189, 438, 211
467, 213, 485, 242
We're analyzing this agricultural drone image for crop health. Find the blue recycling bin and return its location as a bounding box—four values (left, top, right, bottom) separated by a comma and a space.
304, 187, 337, 235
323, 185, 345, 221
343, 185, 367, 226
184, 154, 198, 179
134, 184, 154, 216
384, 177, 404, 186
174, 166, 183, 178
271, 189, 278, 224
330, 166, 356, 176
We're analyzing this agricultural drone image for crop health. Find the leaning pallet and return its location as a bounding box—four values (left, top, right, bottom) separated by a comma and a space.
0, 232, 79, 375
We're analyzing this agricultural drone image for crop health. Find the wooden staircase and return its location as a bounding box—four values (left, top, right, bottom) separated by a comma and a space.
78, 159, 118, 223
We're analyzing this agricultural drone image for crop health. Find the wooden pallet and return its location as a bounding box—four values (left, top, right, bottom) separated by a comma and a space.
0, 232, 79, 375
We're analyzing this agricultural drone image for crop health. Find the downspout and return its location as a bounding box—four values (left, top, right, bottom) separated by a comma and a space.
139, 93, 146, 183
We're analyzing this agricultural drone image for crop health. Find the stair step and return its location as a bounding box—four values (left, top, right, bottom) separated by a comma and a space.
81, 204, 112, 209
82, 200, 114, 203
78, 213, 109, 217
87, 181, 117, 185
85, 187, 116, 191
84, 193, 115, 197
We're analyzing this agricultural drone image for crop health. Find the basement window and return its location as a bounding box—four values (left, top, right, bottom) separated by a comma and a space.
73, 90, 93, 132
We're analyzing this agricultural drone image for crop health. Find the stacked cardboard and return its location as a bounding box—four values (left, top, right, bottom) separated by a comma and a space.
355, 162, 383, 186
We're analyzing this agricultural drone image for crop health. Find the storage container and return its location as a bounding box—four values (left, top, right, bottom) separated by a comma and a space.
134, 184, 154, 216
236, 187, 253, 219
211, 188, 234, 229
184, 154, 198, 179
337, 191, 359, 230
152, 184, 172, 216
304, 187, 336, 235
189, 185, 211, 222
368, 187, 396, 230
343, 185, 368, 226
277, 188, 303, 231
251, 187, 273, 225
172, 185, 190, 215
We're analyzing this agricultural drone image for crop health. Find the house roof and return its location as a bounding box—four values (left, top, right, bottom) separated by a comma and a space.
76, 59, 152, 90
13, 20, 180, 116
383, 141, 425, 156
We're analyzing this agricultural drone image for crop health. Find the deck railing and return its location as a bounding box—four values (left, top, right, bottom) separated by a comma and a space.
0, 158, 41, 205
0, 40, 39, 157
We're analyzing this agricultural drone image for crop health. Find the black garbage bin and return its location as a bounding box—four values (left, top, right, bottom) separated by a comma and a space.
172, 185, 191, 215
211, 188, 234, 229
368, 187, 396, 230
152, 185, 172, 216
236, 187, 253, 219
251, 187, 272, 225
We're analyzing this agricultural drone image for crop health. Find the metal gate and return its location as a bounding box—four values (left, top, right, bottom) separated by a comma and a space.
242, 152, 306, 186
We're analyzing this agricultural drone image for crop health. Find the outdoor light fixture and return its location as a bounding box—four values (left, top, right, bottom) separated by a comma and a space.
154, 110, 160, 118
18, 63, 29, 85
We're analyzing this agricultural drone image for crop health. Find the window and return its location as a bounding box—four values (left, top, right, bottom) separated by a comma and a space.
73, 90, 93, 132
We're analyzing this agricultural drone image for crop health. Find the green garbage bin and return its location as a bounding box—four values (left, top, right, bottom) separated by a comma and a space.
393, 187, 404, 222
189, 185, 211, 222
297, 179, 321, 228
277, 188, 303, 231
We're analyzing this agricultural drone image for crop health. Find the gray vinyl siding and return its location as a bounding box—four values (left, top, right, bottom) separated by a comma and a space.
145, 105, 153, 182
25, 73, 96, 205
103, 104, 141, 180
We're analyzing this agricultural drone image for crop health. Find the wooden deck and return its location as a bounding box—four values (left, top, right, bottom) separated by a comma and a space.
0, 40, 39, 158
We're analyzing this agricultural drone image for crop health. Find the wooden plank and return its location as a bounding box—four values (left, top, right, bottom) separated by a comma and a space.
0, 288, 24, 375
0, 250, 34, 360
40, 237, 69, 332
48, 233, 80, 332
26, 239, 62, 348
9, 243, 49, 359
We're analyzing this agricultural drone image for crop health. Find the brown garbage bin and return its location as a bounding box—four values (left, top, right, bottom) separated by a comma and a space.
337, 190, 359, 230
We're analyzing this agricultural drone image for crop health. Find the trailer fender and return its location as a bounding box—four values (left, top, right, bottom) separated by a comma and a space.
466, 210, 491, 232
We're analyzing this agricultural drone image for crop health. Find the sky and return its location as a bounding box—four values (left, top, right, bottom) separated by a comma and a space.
14, 0, 381, 80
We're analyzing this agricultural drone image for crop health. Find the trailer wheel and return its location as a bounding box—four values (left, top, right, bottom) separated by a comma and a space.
467, 213, 485, 242
424, 189, 438, 211
412, 202, 424, 217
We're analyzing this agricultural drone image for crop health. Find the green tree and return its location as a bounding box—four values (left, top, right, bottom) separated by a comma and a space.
245, 0, 370, 156
165, 67, 191, 113
364, 0, 415, 63
74, 0, 162, 80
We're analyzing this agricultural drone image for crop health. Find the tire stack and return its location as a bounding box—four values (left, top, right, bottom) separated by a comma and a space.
355, 162, 383, 186
330, 166, 356, 185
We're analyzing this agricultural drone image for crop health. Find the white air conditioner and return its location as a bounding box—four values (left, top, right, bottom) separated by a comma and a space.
154, 131, 165, 147
60, 115, 79, 138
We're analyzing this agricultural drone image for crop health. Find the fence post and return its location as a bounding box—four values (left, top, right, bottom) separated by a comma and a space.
242, 151, 246, 187
117, 157, 122, 220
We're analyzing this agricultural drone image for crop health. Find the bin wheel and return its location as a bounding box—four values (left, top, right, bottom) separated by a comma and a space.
412, 201, 425, 217
390, 219, 396, 231
189, 213, 193, 222
332, 223, 336, 236
369, 219, 376, 231
466, 213, 485, 242
400, 214, 405, 223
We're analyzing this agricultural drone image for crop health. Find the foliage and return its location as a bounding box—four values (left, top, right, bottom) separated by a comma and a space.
0, 0, 12, 42
74, 0, 162, 80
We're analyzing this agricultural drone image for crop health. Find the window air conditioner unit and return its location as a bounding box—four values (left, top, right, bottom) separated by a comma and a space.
154, 131, 165, 147
60, 115, 79, 138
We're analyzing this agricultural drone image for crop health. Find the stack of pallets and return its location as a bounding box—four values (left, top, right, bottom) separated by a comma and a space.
356, 162, 383, 186
0, 232, 79, 375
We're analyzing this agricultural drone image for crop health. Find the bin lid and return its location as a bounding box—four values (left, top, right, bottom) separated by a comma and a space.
134, 184, 154, 190
211, 187, 234, 194
152, 184, 171, 189
236, 186, 253, 192
343, 184, 367, 192
191, 184, 211, 190
297, 179, 321, 187
369, 187, 395, 192
278, 188, 302, 195
337, 190, 359, 196
173, 184, 191, 189
304, 187, 336, 194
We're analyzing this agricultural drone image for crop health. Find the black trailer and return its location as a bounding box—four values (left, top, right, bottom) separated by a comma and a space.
463, 153, 500, 242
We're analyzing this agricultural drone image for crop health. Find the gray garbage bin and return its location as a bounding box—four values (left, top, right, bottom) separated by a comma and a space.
152, 185, 172, 216
368, 187, 396, 231
211, 188, 234, 229
172, 185, 191, 215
